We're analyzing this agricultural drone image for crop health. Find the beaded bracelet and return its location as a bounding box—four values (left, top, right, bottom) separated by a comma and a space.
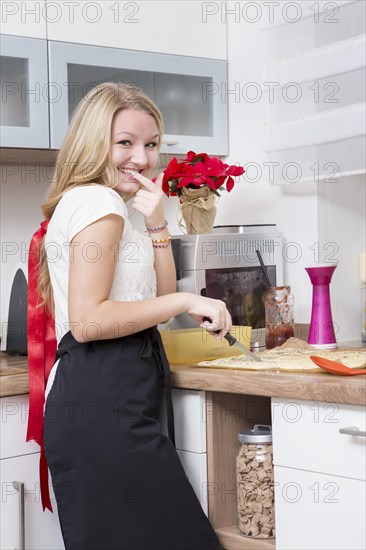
145, 220, 168, 233
151, 233, 172, 244
152, 241, 171, 249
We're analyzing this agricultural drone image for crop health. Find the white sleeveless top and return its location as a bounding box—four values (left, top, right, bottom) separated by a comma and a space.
44, 184, 156, 401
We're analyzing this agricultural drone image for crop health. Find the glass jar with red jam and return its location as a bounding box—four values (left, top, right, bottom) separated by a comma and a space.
263, 286, 294, 349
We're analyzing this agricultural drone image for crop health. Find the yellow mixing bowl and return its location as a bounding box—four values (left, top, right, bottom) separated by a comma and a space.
159, 325, 252, 364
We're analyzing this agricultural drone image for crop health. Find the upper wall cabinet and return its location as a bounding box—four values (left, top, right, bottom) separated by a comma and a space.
48, 41, 228, 155
45, 1, 227, 60
0, 35, 49, 148
0, 0, 47, 39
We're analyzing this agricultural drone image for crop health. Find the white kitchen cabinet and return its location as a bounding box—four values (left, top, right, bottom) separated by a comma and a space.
45, 1, 227, 60
272, 398, 366, 550
272, 399, 366, 480
0, 395, 65, 550
176, 449, 208, 516
274, 466, 366, 550
1, 453, 65, 550
161, 389, 209, 514
1, 1, 47, 39
0, 31, 227, 152
0, 395, 38, 459
173, 389, 208, 515
48, 40, 228, 154
0, 34, 49, 148
172, 388, 206, 454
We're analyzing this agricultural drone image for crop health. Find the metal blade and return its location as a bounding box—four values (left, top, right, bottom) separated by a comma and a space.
232, 340, 262, 362
202, 318, 263, 363
223, 332, 262, 362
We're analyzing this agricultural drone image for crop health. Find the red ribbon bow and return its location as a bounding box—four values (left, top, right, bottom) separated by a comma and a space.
27, 220, 56, 512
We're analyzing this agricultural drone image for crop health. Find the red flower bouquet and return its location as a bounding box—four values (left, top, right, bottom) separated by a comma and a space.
162, 151, 245, 197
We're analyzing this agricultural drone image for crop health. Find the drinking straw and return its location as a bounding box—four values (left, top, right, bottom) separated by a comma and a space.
256, 249, 272, 288
256, 249, 286, 325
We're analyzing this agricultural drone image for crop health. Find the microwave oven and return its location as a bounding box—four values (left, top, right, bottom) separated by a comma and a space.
170, 225, 283, 346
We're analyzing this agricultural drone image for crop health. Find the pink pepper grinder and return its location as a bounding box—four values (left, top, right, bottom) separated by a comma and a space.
305, 264, 338, 349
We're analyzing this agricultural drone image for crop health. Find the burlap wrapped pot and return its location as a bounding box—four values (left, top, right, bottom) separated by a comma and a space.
179, 186, 217, 234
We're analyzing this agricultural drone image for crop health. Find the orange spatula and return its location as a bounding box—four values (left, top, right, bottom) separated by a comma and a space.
310, 356, 366, 376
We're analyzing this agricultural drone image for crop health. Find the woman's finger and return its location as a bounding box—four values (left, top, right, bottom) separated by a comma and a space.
132, 171, 157, 190
132, 197, 152, 208
154, 172, 164, 189
135, 189, 161, 200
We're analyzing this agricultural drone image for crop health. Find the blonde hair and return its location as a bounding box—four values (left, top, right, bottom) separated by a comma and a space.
38, 82, 164, 314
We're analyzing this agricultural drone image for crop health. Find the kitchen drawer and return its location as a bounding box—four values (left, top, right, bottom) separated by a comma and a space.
274, 465, 366, 550
272, 399, 366, 480
172, 389, 207, 453
1, 396, 38, 460
1, 452, 65, 549
177, 450, 208, 516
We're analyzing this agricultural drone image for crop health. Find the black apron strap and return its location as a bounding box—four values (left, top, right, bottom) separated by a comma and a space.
56, 331, 81, 359
139, 328, 176, 446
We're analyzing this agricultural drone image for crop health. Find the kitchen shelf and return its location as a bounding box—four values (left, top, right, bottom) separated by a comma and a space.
0, 147, 58, 165
206, 392, 275, 550
215, 525, 275, 550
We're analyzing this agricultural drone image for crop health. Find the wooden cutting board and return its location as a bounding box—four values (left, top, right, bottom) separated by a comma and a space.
197, 347, 366, 373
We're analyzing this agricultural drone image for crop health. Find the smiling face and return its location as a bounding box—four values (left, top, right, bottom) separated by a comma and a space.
110, 108, 160, 196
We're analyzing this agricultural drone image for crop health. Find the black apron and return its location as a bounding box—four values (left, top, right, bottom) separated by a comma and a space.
44, 327, 222, 550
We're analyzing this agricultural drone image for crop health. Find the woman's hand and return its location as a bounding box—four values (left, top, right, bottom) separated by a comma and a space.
185, 294, 232, 340
131, 171, 166, 228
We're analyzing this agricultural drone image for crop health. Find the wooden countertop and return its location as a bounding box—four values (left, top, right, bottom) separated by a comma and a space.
170, 364, 366, 406
1, 350, 366, 405
0, 352, 29, 397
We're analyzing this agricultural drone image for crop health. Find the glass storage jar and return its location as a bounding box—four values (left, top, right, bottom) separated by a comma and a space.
263, 285, 294, 349
237, 425, 275, 539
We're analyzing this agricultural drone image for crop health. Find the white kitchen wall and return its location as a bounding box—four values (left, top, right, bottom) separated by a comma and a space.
0, 165, 50, 348
1, 0, 226, 59
1, 0, 47, 38
218, 10, 318, 327
317, 174, 366, 341
211, 5, 366, 342
6, 162, 362, 346
44, 0, 227, 59
1, 1, 364, 343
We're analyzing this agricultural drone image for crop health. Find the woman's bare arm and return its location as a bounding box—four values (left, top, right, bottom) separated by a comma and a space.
151, 228, 177, 297
131, 172, 176, 297
68, 214, 231, 343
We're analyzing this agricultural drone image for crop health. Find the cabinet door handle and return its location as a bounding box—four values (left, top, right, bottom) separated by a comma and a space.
162, 140, 179, 146
339, 426, 366, 437
12, 481, 25, 550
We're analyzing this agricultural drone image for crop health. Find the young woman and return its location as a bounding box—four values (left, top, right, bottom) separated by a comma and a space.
32, 83, 231, 549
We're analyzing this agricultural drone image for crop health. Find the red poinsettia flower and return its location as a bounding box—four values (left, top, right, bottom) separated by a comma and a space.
186, 151, 208, 163
214, 175, 227, 189
227, 164, 245, 177
176, 163, 216, 191
162, 151, 245, 197
205, 157, 226, 178
161, 157, 189, 195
